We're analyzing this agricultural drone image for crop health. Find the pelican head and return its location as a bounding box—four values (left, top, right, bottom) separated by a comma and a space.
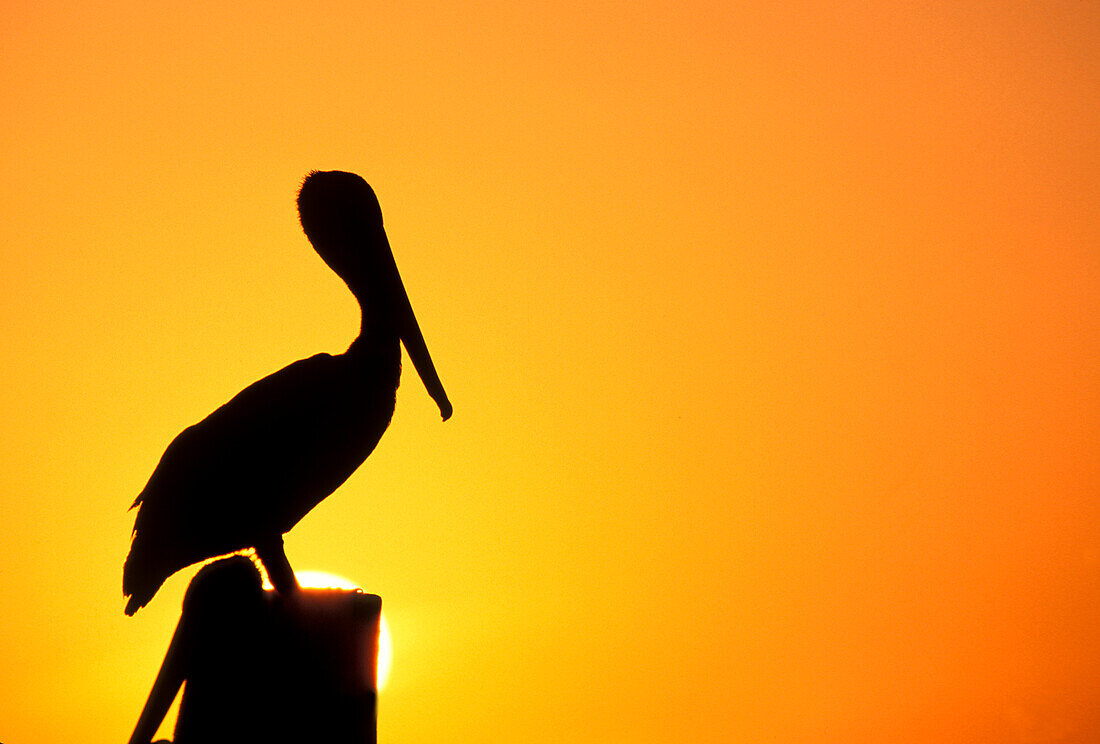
298, 170, 452, 420
298, 171, 386, 293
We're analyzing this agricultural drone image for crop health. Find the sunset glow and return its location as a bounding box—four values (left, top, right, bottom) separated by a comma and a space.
2, 2, 1097, 743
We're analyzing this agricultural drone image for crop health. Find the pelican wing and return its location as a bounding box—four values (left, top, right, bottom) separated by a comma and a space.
123, 351, 395, 614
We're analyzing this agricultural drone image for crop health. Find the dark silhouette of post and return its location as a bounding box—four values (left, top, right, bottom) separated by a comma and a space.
123, 171, 451, 614
129, 557, 381, 744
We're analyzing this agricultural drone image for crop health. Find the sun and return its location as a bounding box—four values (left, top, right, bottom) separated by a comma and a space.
270, 569, 392, 691
247, 557, 391, 690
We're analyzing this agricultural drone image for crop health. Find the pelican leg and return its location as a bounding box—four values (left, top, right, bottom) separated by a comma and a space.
256, 535, 301, 597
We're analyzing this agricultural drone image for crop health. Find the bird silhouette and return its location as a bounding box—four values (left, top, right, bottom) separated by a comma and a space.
123, 171, 451, 615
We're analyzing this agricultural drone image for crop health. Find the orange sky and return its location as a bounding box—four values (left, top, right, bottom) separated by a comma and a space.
1, 1, 1098, 742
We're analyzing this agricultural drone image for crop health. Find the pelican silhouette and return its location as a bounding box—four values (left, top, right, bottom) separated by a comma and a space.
123, 171, 451, 615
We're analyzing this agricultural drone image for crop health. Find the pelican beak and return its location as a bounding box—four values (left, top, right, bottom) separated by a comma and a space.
383, 234, 452, 421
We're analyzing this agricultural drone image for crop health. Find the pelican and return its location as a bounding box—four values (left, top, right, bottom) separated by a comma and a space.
123, 171, 451, 615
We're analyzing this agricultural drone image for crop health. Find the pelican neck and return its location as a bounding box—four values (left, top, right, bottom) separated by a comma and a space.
346, 322, 399, 357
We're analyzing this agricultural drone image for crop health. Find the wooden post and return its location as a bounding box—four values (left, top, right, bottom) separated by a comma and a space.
130, 558, 380, 744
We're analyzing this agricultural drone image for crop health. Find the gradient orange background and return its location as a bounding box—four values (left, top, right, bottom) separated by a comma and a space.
2, 2, 1097, 742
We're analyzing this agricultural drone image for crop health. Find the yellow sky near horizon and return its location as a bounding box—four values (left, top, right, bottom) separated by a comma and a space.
1, 1, 1098, 742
